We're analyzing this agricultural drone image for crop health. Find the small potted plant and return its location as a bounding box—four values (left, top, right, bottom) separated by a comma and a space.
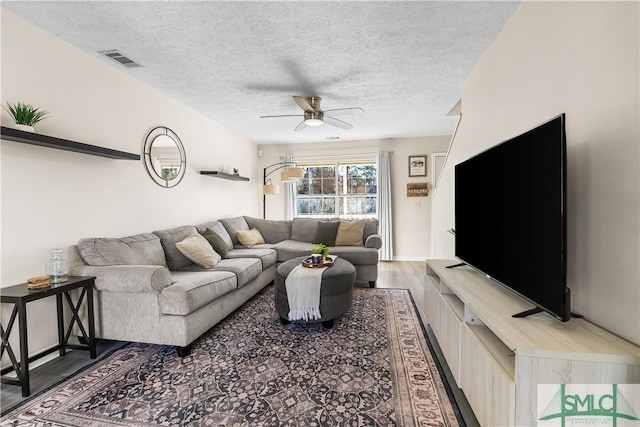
3, 101, 49, 132
312, 243, 330, 264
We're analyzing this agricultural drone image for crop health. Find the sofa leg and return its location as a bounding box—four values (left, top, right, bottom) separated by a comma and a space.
369, 281, 376, 288
175, 345, 192, 357
322, 319, 335, 329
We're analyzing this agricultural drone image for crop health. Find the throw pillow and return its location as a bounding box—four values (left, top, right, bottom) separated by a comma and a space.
313, 221, 340, 246
236, 228, 265, 248
175, 234, 221, 268
201, 228, 230, 258
334, 220, 365, 246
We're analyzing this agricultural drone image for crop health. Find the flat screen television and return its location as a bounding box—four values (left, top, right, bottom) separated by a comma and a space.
454, 113, 570, 321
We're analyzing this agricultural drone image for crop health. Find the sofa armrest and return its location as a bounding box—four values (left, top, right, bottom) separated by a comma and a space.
70, 264, 172, 293
365, 234, 382, 249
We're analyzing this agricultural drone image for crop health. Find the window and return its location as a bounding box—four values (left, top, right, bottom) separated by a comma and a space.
295, 159, 377, 218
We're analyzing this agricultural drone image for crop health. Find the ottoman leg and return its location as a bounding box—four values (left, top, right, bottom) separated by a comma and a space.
279, 316, 291, 325
322, 319, 335, 329
368, 281, 376, 288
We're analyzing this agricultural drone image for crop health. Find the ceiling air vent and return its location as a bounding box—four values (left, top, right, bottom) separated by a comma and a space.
99, 49, 140, 68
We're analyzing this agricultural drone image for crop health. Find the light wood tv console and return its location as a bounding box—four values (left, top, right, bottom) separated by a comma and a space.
424, 259, 639, 426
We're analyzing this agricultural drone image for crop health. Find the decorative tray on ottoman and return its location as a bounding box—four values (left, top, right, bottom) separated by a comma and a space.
302, 256, 335, 268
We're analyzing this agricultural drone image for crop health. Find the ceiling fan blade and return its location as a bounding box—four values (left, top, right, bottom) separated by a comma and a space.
295, 120, 308, 131
260, 114, 303, 118
323, 107, 364, 113
324, 116, 353, 130
293, 96, 315, 113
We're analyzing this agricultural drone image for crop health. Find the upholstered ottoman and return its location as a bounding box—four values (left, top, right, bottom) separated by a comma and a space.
275, 256, 356, 328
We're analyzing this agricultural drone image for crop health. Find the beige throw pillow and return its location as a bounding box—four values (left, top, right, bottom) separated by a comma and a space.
237, 228, 265, 248
175, 233, 221, 268
334, 220, 365, 246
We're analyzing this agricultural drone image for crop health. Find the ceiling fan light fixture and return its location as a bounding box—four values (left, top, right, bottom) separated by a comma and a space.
262, 96, 361, 131
304, 118, 323, 127
303, 110, 323, 127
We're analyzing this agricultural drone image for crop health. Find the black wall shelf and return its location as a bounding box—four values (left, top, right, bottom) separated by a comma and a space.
200, 171, 250, 181
0, 126, 140, 160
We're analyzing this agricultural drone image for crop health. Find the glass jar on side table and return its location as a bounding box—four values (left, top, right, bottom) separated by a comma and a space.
46, 248, 68, 283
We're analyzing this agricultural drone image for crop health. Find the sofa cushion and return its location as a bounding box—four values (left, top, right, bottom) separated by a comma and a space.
329, 246, 379, 265
199, 221, 234, 251
226, 248, 278, 269
176, 234, 221, 268
273, 240, 378, 265
244, 216, 292, 243
237, 228, 265, 248
219, 216, 250, 247
272, 240, 316, 262
200, 228, 230, 258
363, 218, 379, 240
77, 233, 167, 266
153, 226, 199, 271
291, 218, 319, 243
212, 258, 262, 288
314, 221, 340, 246
335, 220, 365, 246
160, 270, 236, 315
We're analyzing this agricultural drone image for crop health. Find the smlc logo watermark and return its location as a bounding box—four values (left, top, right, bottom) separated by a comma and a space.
538, 384, 639, 427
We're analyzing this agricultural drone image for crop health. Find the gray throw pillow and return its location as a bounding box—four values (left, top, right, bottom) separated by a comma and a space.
201, 228, 230, 258
199, 220, 234, 250
313, 221, 340, 247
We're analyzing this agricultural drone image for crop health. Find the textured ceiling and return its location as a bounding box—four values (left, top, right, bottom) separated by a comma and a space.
3, 1, 521, 144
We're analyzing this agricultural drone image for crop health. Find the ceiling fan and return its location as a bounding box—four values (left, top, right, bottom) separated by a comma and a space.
260, 96, 364, 131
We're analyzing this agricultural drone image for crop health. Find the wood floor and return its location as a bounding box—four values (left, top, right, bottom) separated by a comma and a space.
2, 261, 477, 423
375, 260, 429, 321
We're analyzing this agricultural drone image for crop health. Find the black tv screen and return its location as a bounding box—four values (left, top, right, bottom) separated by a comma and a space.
455, 114, 569, 321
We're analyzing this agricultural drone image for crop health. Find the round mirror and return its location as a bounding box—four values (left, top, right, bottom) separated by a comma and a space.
143, 126, 186, 188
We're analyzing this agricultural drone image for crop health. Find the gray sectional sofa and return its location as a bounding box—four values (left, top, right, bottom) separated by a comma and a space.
69, 216, 381, 356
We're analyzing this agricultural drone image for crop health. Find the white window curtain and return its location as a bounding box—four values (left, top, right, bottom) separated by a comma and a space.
377, 150, 393, 261
285, 155, 296, 220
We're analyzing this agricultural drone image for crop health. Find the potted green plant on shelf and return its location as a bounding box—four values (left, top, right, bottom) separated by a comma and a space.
3, 101, 49, 132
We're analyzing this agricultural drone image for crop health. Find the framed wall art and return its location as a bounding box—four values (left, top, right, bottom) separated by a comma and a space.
408, 154, 427, 177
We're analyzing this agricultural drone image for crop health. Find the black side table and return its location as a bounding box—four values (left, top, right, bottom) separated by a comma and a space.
0, 276, 96, 396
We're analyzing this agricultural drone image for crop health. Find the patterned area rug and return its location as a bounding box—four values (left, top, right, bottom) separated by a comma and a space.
1, 287, 461, 426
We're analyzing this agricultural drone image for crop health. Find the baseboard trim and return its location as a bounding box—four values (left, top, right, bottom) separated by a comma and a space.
392, 256, 426, 262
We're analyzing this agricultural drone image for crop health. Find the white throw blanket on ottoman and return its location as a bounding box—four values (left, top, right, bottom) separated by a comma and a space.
285, 256, 337, 321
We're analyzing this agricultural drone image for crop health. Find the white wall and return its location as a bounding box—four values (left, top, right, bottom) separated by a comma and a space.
1, 10, 260, 362
260, 136, 451, 261
432, 1, 639, 345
